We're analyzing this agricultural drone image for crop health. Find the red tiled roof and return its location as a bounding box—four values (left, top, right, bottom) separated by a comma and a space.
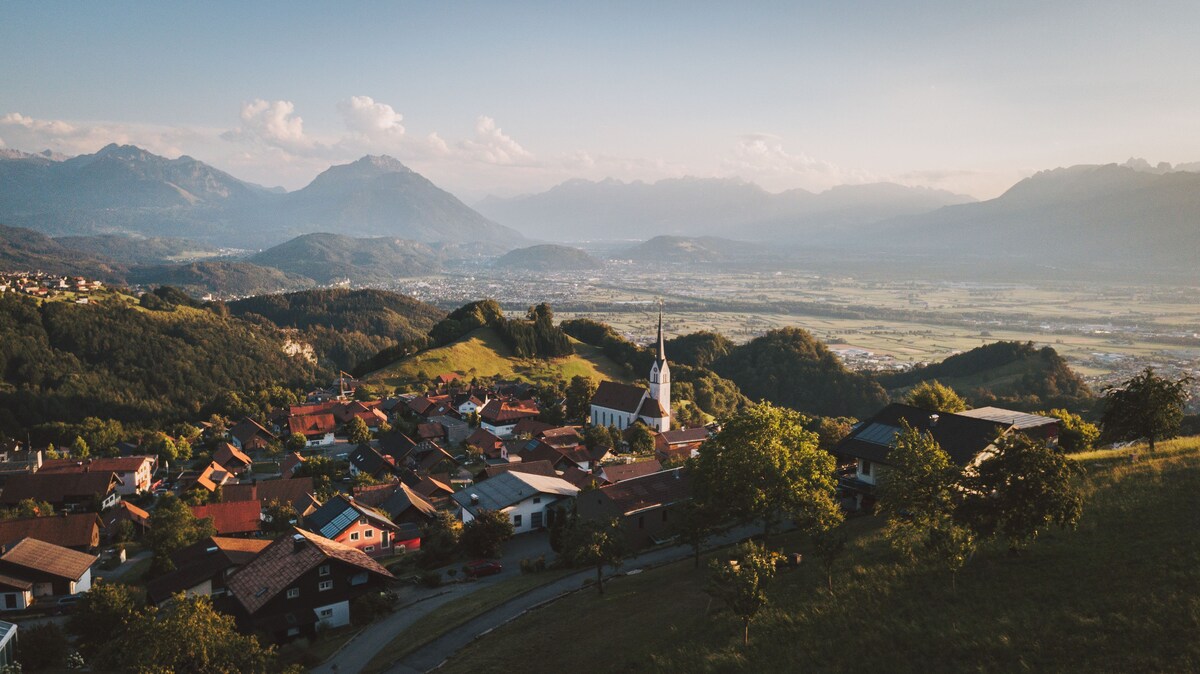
192, 500, 262, 535
222, 477, 315, 512
288, 413, 336, 436
602, 459, 663, 483
105, 501, 151, 529
0, 514, 101, 549
279, 452, 305, 478
480, 399, 540, 424
40, 456, 153, 475
213, 442, 253, 470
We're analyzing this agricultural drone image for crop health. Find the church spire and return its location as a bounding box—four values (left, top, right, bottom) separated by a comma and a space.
656, 300, 666, 363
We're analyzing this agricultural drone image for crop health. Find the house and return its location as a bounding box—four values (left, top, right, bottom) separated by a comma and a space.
405, 440, 458, 474
192, 500, 263, 537
451, 471, 579, 535
229, 418, 277, 452
957, 407, 1061, 444
428, 414, 472, 445
0, 471, 121, 512
305, 495, 404, 556
475, 459, 558, 482
519, 439, 594, 471
146, 536, 272, 605
435, 373, 461, 387
417, 422, 447, 442
465, 428, 504, 459
479, 399, 541, 438
288, 414, 337, 447
39, 455, 157, 495
577, 467, 691, 549
0, 538, 98, 597
279, 452, 306, 479
212, 443, 254, 476
103, 501, 151, 540
225, 528, 394, 642
598, 459, 662, 484
0, 513, 101, 551
453, 392, 488, 416
222, 477, 319, 517
589, 310, 671, 432
835, 403, 1059, 511
655, 427, 710, 464
0, 575, 32, 612
177, 461, 234, 495
347, 444, 398, 481
511, 418, 555, 439
539, 426, 585, 449
352, 482, 439, 528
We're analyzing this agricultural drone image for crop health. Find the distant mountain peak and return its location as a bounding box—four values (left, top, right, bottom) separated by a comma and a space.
351, 155, 412, 173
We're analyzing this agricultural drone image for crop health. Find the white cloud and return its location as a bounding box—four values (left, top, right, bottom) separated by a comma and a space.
228, 99, 313, 151
719, 133, 875, 192
338, 95, 405, 138
460, 116, 534, 165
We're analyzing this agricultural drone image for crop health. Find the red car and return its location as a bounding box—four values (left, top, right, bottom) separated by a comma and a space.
464, 560, 503, 578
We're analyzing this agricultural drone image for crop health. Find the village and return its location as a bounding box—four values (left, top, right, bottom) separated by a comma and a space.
0, 310, 1088, 673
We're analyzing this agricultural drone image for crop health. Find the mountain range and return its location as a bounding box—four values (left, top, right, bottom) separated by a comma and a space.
0, 145, 523, 248
475, 177, 975, 242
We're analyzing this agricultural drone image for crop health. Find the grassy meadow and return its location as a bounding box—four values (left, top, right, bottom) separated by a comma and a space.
365, 327, 632, 390
439, 438, 1200, 674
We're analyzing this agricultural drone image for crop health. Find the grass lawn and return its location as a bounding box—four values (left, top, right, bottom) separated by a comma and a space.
362, 568, 577, 674
366, 327, 631, 389
440, 438, 1200, 673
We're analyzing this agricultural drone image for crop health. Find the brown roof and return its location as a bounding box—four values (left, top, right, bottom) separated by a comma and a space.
540, 426, 584, 448
638, 397, 668, 419
279, 452, 305, 477
288, 413, 336, 437
559, 465, 604, 490
595, 467, 690, 515
40, 456, 153, 475
227, 528, 394, 615
465, 428, 503, 453
230, 418, 276, 446
148, 536, 273, 604
104, 501, 151, 530
222, 477, 315, 513
213, 443, 253, 470
0, 514, 101, 549
658, 428, 710, 445
602, 459, 663, 483
191, 500, 262, 535
288, 402, 338, 417
417, 422, 446, 440
591, 381, 647, 414
482, 459, 558, 480
191, 461, 233, 492
480, 399, 540, 424
512, 418, 555, 437
0, 471, 119, 506
0, 537, 97, 580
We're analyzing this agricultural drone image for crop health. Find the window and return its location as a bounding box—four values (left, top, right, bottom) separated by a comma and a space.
359, 517, 368, 525
349, 532, 359, 541
860, 460, 872, 477
287, 627, 300, 637
350, 572, 368, 586
365, 529, 373, 539
318, 608, 334, 618
365, 545, 375, 552
318, 564, 330, 577
319, 580, 333, 591
532, 497, 541, 504
513, 514, 522, 527
286, 588, 299, 599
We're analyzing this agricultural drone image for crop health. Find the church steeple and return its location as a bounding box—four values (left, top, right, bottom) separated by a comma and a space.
648, 300, 670, 430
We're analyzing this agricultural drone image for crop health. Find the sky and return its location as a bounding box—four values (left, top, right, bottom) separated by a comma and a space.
2, 1, 1199, 201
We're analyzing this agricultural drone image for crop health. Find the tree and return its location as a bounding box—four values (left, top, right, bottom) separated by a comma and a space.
535, 379, 567, 426
877, 421, 975, 587
68, 581, 142, 665
1039, 408, 1100, 453
461, 509, 514, 558
627, 422, 655, 455
294, 454, 341, 502
262, 498, 298, 535
286, 432, 308, 452
583, 424, 613, 452
959, 433, 1084, 551
419, 511, 462, 568
690, 402, 841, 543
563, 517, 625, 594
120, 594, 291, 673
70, 435, 90, 459
18, 622, 70, 670
906, 380, 968, 413
344, 417, 370, 445
673, 501, 722, 569
607, 425, 624, 452
148, 493, 216, 576
810, 529, 847, 594
0, 498, 54, 520
1100, 367, 1192, 450
707, 540, 780, 646
813, 416, 856, 453
565, 375, 597, 423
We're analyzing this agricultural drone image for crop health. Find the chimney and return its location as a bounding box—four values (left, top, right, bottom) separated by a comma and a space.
470, 494, 480, 505
929, 414, 940, 428
292, 533, 305, 553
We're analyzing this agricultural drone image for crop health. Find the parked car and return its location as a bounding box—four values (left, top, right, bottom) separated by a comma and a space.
54, 595, 82, 615
464, 560, 503, 578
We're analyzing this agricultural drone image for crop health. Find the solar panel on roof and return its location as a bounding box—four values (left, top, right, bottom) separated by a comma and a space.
320, 507, 357, 538
857, 423, 901, 446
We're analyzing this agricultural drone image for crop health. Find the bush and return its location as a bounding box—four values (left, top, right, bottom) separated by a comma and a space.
421, 571, 443, 588
19, 623, 69, 670
351, 590, 397, 625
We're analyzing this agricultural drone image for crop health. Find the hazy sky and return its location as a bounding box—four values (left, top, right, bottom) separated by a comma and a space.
3, 1, 1199, 200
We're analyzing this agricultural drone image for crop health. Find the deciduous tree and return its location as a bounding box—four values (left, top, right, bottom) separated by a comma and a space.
68, 581, 142, 665
1100, 367, 1192, 450
461, 508, 514, 559
906, 380, 968, 413
707, 540, 780, 646
565, 375, 597, 423
148, 493, 216, 576
627, 422, 656, 455
1039, 408, 1100, 453
345, 416, 372, 445
564, 517, 625, 594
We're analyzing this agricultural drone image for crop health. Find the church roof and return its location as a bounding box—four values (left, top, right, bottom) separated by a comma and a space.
638, 397, 669, 419
591, 381, 647, 414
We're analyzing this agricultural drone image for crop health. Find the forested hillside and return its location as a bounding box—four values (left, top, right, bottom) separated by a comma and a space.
0, 292, 319, 435
876, 341, 1092, 410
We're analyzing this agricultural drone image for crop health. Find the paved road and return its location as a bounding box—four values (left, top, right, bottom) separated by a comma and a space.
312, 533, 557, 674
382, 523, 764, 674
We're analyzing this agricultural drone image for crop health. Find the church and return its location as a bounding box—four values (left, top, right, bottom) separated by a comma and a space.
588, 309, 671, 433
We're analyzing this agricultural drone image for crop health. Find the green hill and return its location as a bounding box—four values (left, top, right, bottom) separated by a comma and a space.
439, 438, 1200, 674
876, 341, 1092, 410
249, 232, 441, 284
493, 244, 601, 271
129, 260, 313, 297
365, 326, 630, 390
